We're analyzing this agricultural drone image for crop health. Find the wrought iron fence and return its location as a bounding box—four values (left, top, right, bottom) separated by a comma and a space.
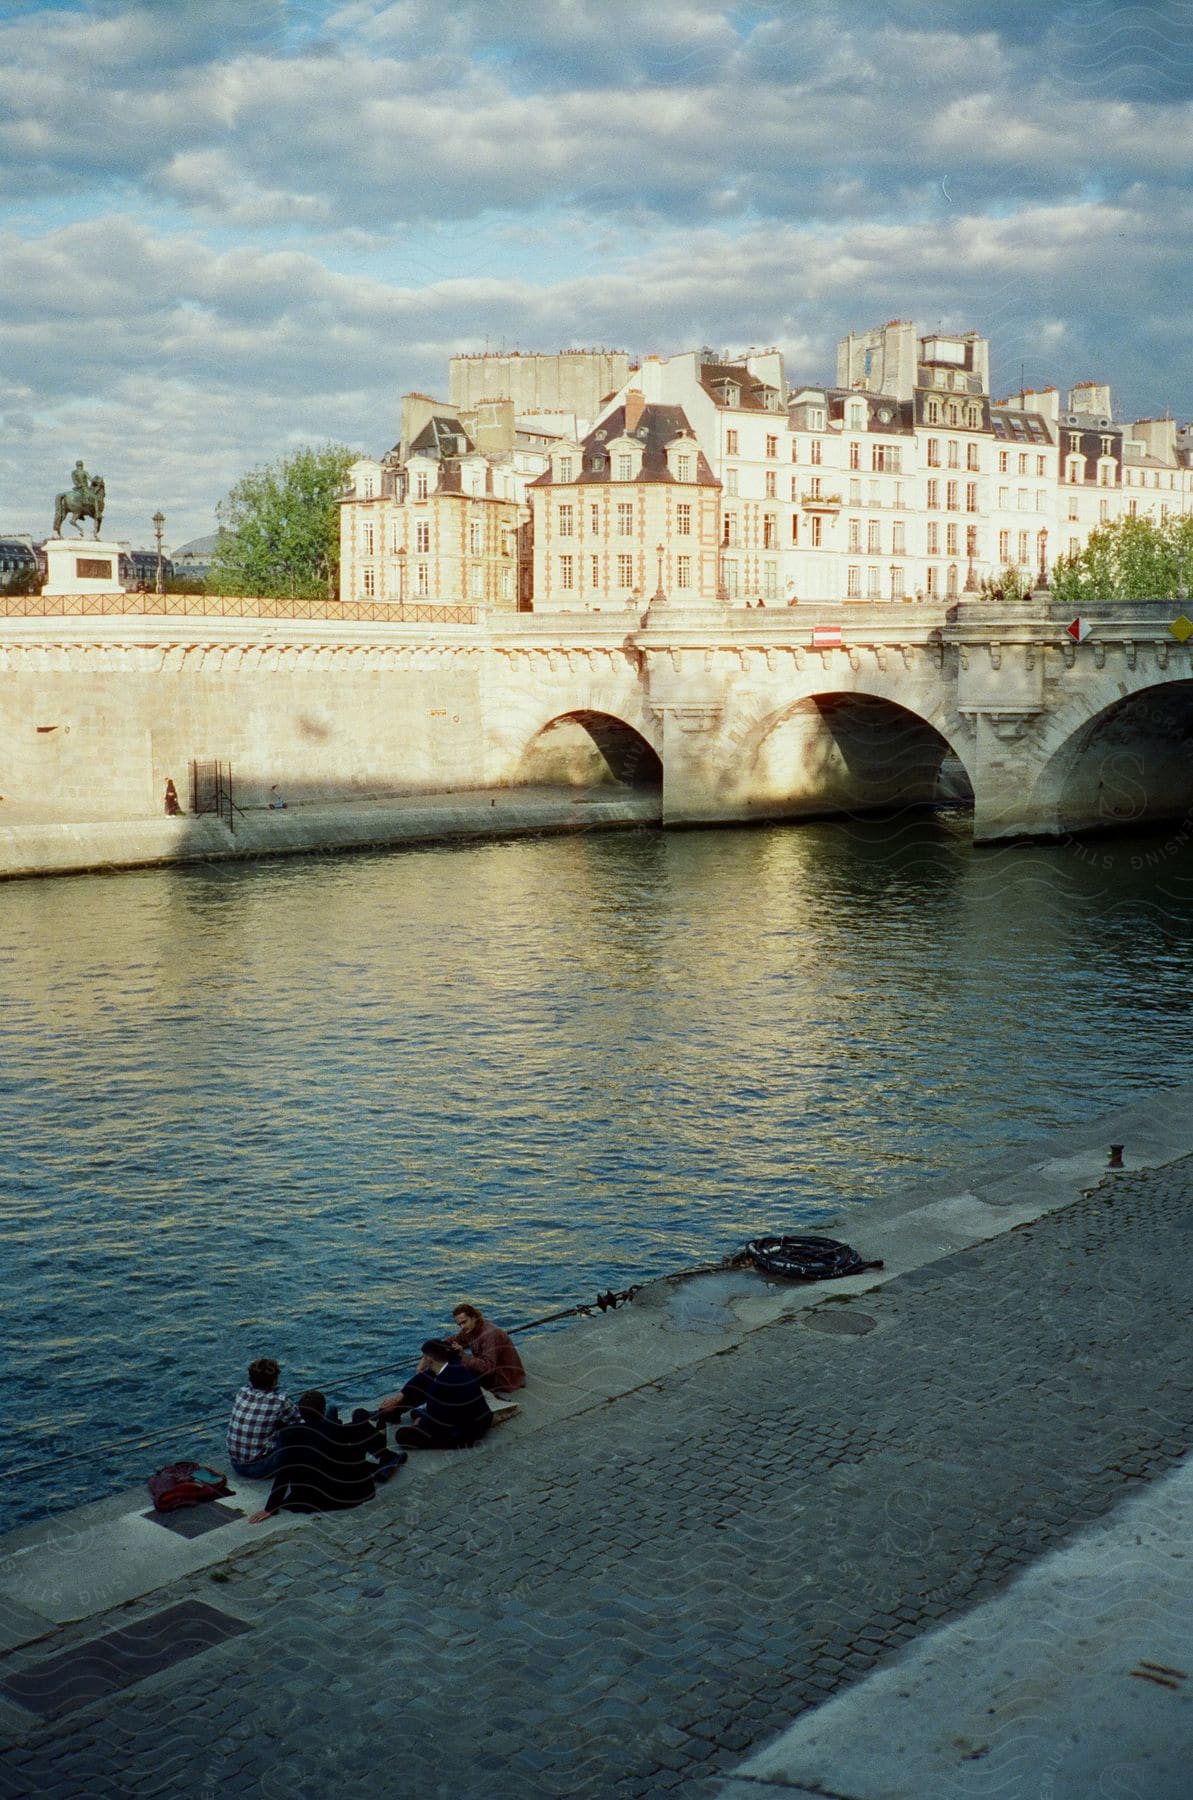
0, 593, 480, 624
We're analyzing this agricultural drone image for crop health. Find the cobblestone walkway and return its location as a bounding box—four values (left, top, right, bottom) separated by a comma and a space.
3, 1161, 1192, 1799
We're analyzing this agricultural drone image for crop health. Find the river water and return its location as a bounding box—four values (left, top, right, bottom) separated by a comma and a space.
3, 811, 1193, 1531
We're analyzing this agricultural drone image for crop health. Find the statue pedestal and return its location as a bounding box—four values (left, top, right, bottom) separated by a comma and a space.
42, 539, 126, 596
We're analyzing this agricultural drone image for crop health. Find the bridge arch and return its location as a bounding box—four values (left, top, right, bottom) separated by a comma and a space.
1031, 677, 1193, 837
517, 708, 663, 791
725, 688, 974, 820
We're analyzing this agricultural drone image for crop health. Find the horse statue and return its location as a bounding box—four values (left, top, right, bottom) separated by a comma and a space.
53, 461, 105, 538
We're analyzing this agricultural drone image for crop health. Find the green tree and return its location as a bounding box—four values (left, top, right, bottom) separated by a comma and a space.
208, 443, 354, 600
1051, 514, 1191, 607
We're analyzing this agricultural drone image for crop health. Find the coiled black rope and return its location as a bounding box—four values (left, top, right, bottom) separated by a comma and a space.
745, 1235, 884, 1281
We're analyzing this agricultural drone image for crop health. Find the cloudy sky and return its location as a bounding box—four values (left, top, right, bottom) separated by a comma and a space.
3, 0, 1192, 547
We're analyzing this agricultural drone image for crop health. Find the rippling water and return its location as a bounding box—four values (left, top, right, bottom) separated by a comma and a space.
4, 813, 1193, 1529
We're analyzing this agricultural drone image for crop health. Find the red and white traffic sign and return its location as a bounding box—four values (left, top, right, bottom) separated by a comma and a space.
1066, 617, 1091, 643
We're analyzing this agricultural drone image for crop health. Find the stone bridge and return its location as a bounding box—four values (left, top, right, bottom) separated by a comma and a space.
1, 595, 1191, 846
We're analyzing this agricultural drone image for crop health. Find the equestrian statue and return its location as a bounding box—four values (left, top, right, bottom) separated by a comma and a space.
53, 460, 105, 537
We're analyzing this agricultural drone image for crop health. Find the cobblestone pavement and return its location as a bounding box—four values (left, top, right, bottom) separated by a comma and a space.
3, 1160, 1192, 1799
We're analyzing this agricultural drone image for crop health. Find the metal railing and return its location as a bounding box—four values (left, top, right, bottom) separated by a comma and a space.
0, 593, 480, 624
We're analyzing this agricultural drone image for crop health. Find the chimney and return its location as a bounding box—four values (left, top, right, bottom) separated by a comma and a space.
624, 389, 646, 433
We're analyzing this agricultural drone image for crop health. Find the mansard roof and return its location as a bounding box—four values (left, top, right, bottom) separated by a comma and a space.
698, 362, 781, 411
990, 408, 1054, 445
407, 414, 476, 459
529, 403, 718, 486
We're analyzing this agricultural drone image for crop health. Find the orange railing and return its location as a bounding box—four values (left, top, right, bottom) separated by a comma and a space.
0, 593, 480, 624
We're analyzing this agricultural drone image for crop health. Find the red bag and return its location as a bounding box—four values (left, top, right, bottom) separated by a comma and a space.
147, 1461, 233, 1512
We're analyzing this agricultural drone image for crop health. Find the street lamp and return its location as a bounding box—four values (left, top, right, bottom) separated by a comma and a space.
152, 511, 165, 595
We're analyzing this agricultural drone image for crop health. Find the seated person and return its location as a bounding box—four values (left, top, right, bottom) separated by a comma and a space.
393, 1342, 493, 1451
248, 1391, 402, 1522
449, 1302, 526, 1395
226, 1356, 303, 1479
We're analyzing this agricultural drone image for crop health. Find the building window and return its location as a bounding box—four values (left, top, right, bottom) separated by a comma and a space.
867, 520, 880, 552
765, 470, 777, 498
677, 503, 692, 534
677, 555, 692, 589
766, 435, 778, 457
927, 479, 939, 509
558, 504, 574, 537
966, 482, 978, 511
927, 522, 939, 555
946, 523, 959, 555
809, 516, 823, 547
847, 565, 861, 597
415, 521, 430, 552
560, 555, 574, 590
763, 515, 776, 548
616, 455, 632, 480
617, 553, 633, 587
416, 562, 429, 596
617, 502, 633, 535
946, 481, 959, 510
362, 567, 375, 597
999, 530, 1009, 561
726, 429, 738, 454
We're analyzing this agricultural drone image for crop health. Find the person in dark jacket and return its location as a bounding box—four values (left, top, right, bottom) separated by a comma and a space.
248, 1390, 401, 1520
394, 1341, 493, 1451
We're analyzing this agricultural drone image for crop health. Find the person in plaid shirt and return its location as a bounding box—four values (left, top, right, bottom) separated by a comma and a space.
226, 1357, 303, 1478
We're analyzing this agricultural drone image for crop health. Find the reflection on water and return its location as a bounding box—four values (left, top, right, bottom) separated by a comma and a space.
3, 813, 1193, 1528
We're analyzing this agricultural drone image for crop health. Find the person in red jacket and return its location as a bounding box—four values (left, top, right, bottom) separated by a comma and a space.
449, 1303, 526, 1395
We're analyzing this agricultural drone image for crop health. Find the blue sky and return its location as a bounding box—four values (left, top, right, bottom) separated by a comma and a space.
2, 0, 1192, 546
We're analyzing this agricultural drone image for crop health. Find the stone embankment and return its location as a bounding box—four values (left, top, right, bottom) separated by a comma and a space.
1, 1087, 1192, 1795
0, 788, 660, 881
